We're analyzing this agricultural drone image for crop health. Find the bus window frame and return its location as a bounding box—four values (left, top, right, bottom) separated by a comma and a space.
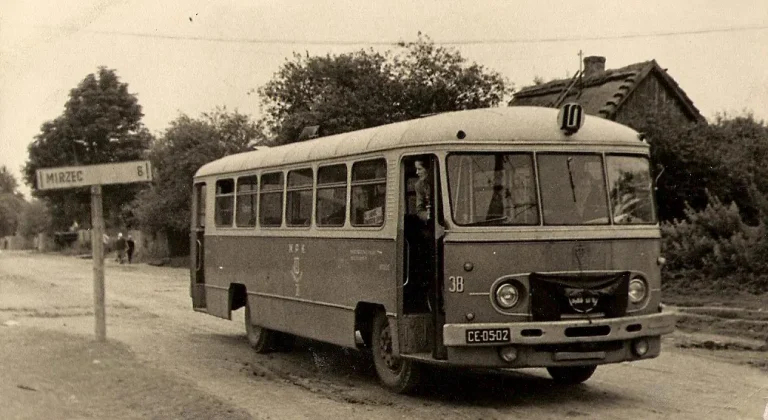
350, 158, 388, 228
259, 171, 285, 228
286, 167, 314, 228
235, 174, 259, 228
316, 163, 348, 228
214, 178, 235, 228
536, 151, 610, 226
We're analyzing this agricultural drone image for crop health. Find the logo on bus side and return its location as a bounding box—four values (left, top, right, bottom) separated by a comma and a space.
289, 243, 305, 297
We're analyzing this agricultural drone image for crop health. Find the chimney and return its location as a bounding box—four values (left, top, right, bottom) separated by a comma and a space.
583, 56, 606, 77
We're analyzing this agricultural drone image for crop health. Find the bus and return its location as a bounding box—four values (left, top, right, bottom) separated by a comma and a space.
190, 105, 676, 393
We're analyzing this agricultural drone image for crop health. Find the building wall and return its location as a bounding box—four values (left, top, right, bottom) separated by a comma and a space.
615, 73, 694, 129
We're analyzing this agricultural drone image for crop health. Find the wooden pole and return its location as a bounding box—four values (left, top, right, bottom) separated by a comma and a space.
90, 185, 106, 341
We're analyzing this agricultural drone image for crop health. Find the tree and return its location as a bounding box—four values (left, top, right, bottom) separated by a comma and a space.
23, 67, 151, 230
259, 34, 510, 144
635, 112, 768, 224
17, 199, 51, 237
0, 166, 27, 236
130, 108, 262, 237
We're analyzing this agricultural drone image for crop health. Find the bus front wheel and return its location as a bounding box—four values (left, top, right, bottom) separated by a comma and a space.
371, 311, 421, 393
245, 302, 275, 353
546, 365, 597, 384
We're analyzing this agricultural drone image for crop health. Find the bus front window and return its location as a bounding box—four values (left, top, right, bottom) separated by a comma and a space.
606, 155, 657, 224
447, 153, 538, 226
538, 154, 609, 225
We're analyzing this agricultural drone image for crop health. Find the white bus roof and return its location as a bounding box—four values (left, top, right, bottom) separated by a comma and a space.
195, 106, 641, 178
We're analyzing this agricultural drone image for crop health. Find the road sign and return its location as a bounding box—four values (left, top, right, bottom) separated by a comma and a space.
36, 160, 152, 190
34, 160, 153, 342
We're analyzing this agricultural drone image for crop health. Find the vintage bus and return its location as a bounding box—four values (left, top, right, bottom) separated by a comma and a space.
190, 105, 676, 393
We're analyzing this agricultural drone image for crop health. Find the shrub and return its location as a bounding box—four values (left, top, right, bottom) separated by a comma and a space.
661, 192, 768, 293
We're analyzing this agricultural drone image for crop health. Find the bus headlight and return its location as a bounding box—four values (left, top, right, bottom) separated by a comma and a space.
628, 277, 647, 304
495, 283, 520, 309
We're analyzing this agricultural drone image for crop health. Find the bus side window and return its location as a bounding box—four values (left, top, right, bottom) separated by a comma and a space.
236, 175, 258, 227
351, 158, 386, 227
260, 172, 284, 227
286, 168, 313, 227
317, 164, 347, 227
215, 179, 234, 227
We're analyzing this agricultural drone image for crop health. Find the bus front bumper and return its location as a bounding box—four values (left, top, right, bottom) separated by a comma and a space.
440, 312, 676, 368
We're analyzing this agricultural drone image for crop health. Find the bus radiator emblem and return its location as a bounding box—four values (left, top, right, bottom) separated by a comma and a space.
566, 289, 599, 313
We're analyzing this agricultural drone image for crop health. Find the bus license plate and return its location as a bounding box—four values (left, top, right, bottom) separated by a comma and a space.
466, 328, 511, 344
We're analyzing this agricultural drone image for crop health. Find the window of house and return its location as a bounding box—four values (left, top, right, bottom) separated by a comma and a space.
215, 179, 235, 227
259, 172, 284, 227
351, 159, 387, 227
286, 168, 313, 227
316, 164, 347, 227
235, 175, 258, 227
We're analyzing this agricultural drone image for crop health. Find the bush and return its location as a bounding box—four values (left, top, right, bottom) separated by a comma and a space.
661, 192, 768, 293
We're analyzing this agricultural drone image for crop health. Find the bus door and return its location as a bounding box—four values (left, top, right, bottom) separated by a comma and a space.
191, 182, 207, 311
400, 155, 446, 359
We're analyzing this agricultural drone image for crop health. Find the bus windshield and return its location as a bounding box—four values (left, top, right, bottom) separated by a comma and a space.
447, 153, 539, 226
447, 152, 657, 226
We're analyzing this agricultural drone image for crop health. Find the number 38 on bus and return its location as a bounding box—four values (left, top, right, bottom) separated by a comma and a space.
189, 105, 675, 393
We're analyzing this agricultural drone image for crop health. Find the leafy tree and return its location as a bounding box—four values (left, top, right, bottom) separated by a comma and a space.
0, 166, 27, 236
130, 108, 262, 236
17, 199, 52, 237
259, 34, 510, 144
630, 113, 768, 224
22, 67, 151, 230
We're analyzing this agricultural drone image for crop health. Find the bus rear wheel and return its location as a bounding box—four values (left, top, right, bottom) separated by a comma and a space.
546, 365, 597, 384
371, 311, 421, 393
245, 302, 276, 353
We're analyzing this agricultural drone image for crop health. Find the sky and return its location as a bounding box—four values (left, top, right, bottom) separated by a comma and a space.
2, 0, 768, 197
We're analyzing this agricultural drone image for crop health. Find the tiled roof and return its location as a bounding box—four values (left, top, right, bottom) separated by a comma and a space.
510, 60, 704, 123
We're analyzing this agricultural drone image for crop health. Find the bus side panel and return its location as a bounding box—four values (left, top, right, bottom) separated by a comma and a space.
205, 235, 397, 348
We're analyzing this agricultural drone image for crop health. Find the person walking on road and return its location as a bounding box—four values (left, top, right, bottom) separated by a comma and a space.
115, 233, 126, 264
126, 235, 135, 264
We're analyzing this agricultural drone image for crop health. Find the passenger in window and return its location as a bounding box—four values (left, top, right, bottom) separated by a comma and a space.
414, 158, 432, 223
406, 158, 434, 312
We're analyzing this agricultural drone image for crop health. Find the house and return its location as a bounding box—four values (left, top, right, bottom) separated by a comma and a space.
509, 56, 706, 128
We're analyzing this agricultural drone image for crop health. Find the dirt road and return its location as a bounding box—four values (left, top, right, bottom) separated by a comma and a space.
1, 251, 766, 419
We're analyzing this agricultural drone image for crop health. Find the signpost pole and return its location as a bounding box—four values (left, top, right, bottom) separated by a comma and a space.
37, 160, 152, 342
90, 185, 106, 341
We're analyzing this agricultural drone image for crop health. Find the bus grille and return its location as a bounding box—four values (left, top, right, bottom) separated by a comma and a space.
529, 271, 630, 321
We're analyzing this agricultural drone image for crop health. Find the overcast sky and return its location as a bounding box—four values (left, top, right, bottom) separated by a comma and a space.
2, 0, 767, 197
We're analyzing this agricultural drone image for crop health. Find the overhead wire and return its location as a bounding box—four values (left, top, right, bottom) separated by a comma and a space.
39, 23, 768, 46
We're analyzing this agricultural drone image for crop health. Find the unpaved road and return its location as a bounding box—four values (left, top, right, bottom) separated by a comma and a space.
1, 251, 766, 420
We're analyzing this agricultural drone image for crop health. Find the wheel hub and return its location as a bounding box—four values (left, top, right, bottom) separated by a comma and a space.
378, 326, 400, 371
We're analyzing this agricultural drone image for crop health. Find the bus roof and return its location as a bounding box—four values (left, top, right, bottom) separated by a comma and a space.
195, 106, 641, 178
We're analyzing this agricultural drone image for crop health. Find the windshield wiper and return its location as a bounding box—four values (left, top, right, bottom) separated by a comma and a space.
566, 157, 577, 203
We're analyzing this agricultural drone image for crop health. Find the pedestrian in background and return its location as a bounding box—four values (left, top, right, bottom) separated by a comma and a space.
126, 235, 135, 264
115, 233, 126, 264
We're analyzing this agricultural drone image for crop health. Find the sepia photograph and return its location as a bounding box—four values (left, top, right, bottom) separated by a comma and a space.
1, 1, 767, 419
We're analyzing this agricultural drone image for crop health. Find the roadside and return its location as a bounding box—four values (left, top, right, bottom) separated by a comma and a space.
664, 290, 768, 372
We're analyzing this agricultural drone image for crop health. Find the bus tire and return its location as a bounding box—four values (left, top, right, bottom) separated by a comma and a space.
546, 365, 597, 385
371, 311, 421, 393
245, 302, 275, 353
